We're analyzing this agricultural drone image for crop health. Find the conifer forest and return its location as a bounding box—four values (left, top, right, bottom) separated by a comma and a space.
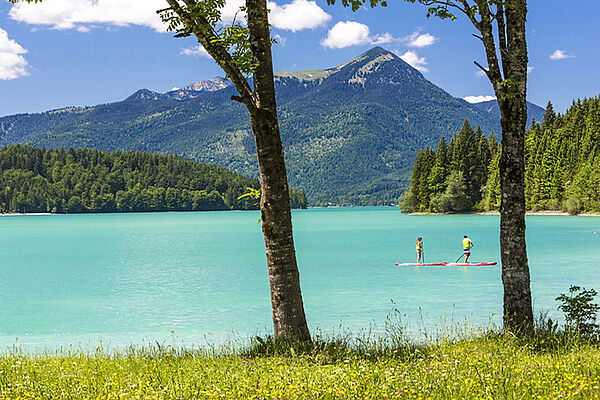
403, 97, 600, 214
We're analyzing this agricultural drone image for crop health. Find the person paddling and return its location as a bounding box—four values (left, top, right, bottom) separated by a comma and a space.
462, 235, 474, 263
416, 237, 424, 264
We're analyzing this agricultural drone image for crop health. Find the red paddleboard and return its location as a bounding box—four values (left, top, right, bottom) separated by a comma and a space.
395, 262, 447, 266
445, 262, 497, 267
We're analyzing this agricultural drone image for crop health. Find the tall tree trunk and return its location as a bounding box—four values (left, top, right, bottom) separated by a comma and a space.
498, 0, 533, 331
499, 98, 533, 331
246, 0, 311, 341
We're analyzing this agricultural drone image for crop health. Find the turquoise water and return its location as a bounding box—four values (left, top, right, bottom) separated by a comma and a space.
1, 208, 599, 350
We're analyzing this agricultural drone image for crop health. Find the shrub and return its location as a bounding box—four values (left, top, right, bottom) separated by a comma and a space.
563, 196, 582, 215
556, 285, 600, 336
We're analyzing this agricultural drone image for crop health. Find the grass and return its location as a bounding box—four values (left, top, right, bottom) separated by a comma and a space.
1, 326, 599, 399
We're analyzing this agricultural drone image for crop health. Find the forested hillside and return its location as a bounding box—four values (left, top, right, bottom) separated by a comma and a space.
403, 97, 600, 214
0, 47, 545, 205
0, 145, 307, 213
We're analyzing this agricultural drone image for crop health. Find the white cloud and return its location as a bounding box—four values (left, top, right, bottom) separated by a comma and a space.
371, 32, 395, 45
321, 21, 369, 48
220, 0, 247, 25
181, 45, 211, 58
9, 0, 169, 32
268, 0, 331, 32
9, 0, 330, 33
320, 21, 395, 49
0, 28, 30, 80
398, 50, 428, 72
549, 49, 575, 60
463, 95, 496, 103
527, 66, 534, 74
404, 31, 438, 48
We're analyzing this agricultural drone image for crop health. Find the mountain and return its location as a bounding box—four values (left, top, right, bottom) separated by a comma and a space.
125, 77, 231, 102
180, 77, 231, 92
0, 47, 544, 205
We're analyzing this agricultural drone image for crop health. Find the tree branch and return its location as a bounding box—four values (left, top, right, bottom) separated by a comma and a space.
472, 0, 503, 91
495, 1, 509, 77
458, 0, 481, 28
474, 60, 490, 78
164, 0, 256, 110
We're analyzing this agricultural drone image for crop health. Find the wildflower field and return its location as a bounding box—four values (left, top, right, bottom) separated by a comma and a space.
1, 333, 599, 399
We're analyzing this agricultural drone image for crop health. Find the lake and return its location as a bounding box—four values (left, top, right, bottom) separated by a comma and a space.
1, 207, 599, 351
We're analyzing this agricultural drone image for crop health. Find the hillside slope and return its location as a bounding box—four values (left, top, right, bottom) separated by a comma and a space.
0, 47, 544, 204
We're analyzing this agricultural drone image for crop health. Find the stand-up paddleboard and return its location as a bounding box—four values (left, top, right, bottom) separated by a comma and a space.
395, 262, 447, 266
445, 261, 497, 267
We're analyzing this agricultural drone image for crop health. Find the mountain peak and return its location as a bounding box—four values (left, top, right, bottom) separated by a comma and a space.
125, 78, 232, 103
331, 46, 422, 87
362, 46, 392, 58
275, 47, 422, 89
181, 77, 230, 92
124, 89, 166, 102
356, 47, 414, 70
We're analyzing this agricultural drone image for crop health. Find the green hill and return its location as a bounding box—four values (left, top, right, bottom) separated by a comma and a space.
0, 47, 545, 205
0, 144, 307, 213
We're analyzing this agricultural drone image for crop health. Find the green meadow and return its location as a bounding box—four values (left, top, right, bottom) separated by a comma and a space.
2, 329, 599, 399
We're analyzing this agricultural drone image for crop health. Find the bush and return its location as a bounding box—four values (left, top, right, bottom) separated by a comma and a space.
563, 196, 582, 215
556, 285, 600, 336
430, 171, 471, 213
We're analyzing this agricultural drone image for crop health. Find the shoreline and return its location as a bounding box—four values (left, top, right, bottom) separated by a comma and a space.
0, 212, 53, 216
1, 208, 599, 217
410, 210, 600, 217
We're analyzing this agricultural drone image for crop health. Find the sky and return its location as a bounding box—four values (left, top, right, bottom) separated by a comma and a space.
1, 0, 599, 117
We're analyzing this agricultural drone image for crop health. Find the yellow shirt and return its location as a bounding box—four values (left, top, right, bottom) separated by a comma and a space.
416, 240, 423, 250
462, 238, 473, 249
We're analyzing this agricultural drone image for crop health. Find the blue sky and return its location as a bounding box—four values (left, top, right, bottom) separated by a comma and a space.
1, 0, 599, 117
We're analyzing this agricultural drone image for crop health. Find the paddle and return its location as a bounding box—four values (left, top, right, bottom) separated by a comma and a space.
455, 253, 464, 263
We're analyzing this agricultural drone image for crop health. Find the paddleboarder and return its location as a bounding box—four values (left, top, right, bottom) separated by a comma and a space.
416, 237, 423, 264
462, 235, 474, 263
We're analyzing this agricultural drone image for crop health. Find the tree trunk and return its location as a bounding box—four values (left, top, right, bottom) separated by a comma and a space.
498, 0, 534, 332
499, 98, 533, 331
246, 0, 311, 341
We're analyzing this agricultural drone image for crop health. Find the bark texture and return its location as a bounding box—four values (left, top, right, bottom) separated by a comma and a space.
246, 0, 311, 340
164, 0, 311, 341
463, 0, 534, 331
497, 0, 533, 331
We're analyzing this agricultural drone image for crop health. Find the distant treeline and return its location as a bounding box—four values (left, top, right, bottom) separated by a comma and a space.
0, 145, 307, 213
403, 97, 600, 214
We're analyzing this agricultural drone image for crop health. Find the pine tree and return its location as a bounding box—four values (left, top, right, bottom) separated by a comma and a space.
484, 148, 501, 211
449, 120, 478, 208
541, 101, 556, 131
427, 136, 449, 196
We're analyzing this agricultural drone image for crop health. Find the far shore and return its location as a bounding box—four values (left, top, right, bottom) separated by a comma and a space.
0, 212, 53, 216
1, 208, 599, 217
409, 210, 600, 217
